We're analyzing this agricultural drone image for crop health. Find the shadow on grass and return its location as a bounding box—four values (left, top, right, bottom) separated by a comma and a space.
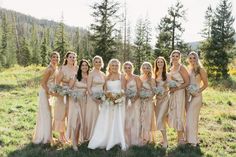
8, 142, 167, 157
0, 84, 17, 92
167, 144, 204, 157
7, 142, 205, 157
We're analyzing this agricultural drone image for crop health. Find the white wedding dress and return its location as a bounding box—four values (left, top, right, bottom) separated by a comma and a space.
88, 80, 127, 151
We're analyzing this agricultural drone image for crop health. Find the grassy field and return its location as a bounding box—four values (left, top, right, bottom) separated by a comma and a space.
0, 65, 236, 157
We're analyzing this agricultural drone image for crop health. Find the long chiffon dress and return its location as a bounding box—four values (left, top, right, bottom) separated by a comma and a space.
33, 67, 57, 144
125, 78, 141, 146
168, 65, 186, 131
186, 71, 203, 145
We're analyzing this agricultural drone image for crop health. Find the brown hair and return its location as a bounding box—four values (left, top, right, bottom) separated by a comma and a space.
63, 51, 77, 66
153, 56, 167, 81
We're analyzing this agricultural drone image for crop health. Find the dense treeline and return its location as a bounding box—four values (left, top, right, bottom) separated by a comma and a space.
0, 0, 235, 80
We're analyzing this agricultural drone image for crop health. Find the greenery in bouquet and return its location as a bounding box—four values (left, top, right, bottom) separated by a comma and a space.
139, 89, 152, 99
153, 86, 165, 95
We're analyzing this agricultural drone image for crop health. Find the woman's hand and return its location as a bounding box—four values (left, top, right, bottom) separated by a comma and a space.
169, 87, 179, 93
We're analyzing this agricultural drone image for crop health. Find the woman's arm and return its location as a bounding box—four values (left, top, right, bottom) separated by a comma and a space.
135, 76, 143, 95
199, 68, 208, 93
56, 67, 64, 85
40, 68, 52, 94
178, 65, 190, 89
69, 77, 76, 89
87, 72, 93, 95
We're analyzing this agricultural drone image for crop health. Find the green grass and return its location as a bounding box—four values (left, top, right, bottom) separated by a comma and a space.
0, 65, 236, 157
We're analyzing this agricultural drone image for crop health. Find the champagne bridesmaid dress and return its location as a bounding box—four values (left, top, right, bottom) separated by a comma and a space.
33, 67, 57, 144
186, 71, 202, 145
53, 66, 76, 132
168, 65, 186, 131
66, 80, 87, 143
155, 78, 169, 131
84, 75, 105, 140
140, 80, 155, 144
125, 79, 141, 146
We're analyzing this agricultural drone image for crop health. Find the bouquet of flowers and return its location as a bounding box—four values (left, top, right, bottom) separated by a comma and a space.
125, 88, 136, 99
167, 80, 177, 88
49, 84, 62, 93
59, 86, 71, 96
92, 92, 105, 101
69, 90, 83, 102
139, 89, 153, 99
153, 86, 165, 96
106, 91, 124, 105
49, 84, 71, 96
187, 84, 199, 95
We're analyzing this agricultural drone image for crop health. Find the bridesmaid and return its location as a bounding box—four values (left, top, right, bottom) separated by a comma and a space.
53, 51, 77, 143
139, 62, 156, 144
123, 61, 142, 146
33, 51, 60, 144
186, 51, 208, 146
168, 50, 189, 145
84, 55, 105, 140
153, 57, 169, 148
66, 59, 90, 151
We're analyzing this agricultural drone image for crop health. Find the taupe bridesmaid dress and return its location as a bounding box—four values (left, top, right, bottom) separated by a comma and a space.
83, 75, 105, 140
155, 78, 169, 131
125, 79, 141, 146
168, 65, 186, 131
140, 80, 156, 144
33, 66, 57, 144
53, 66, 76, 132
186, 70, 202, 145
66, 80, 87, 143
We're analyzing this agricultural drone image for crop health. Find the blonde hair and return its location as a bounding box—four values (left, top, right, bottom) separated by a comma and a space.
170, 49, 181, 65
93, 55, 104, 68
188, 51, 203, 75
122, 61, 134, 74
140, 62, 153, 79
106, 58, 121, 76
50, 51, 60, 63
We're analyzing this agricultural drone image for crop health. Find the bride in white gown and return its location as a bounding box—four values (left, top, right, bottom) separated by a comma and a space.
88, 59, 127, 151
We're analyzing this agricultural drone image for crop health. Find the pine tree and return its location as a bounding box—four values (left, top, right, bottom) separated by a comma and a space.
30, 24, 41, 65
5, 18, 17, 67
0, 13, 8, 67
134, 18, 145, 74
90, 0, 120, 65
40, 31, 49, 66
155, 1, 188, 61
143, 16, 153, 62
201, 5, 213, 39
18, 36, 31, 66
201, 0, 235, 80
54, 16, 68, 64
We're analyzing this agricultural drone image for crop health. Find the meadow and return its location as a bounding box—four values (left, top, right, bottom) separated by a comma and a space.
0, 65, 235, 157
